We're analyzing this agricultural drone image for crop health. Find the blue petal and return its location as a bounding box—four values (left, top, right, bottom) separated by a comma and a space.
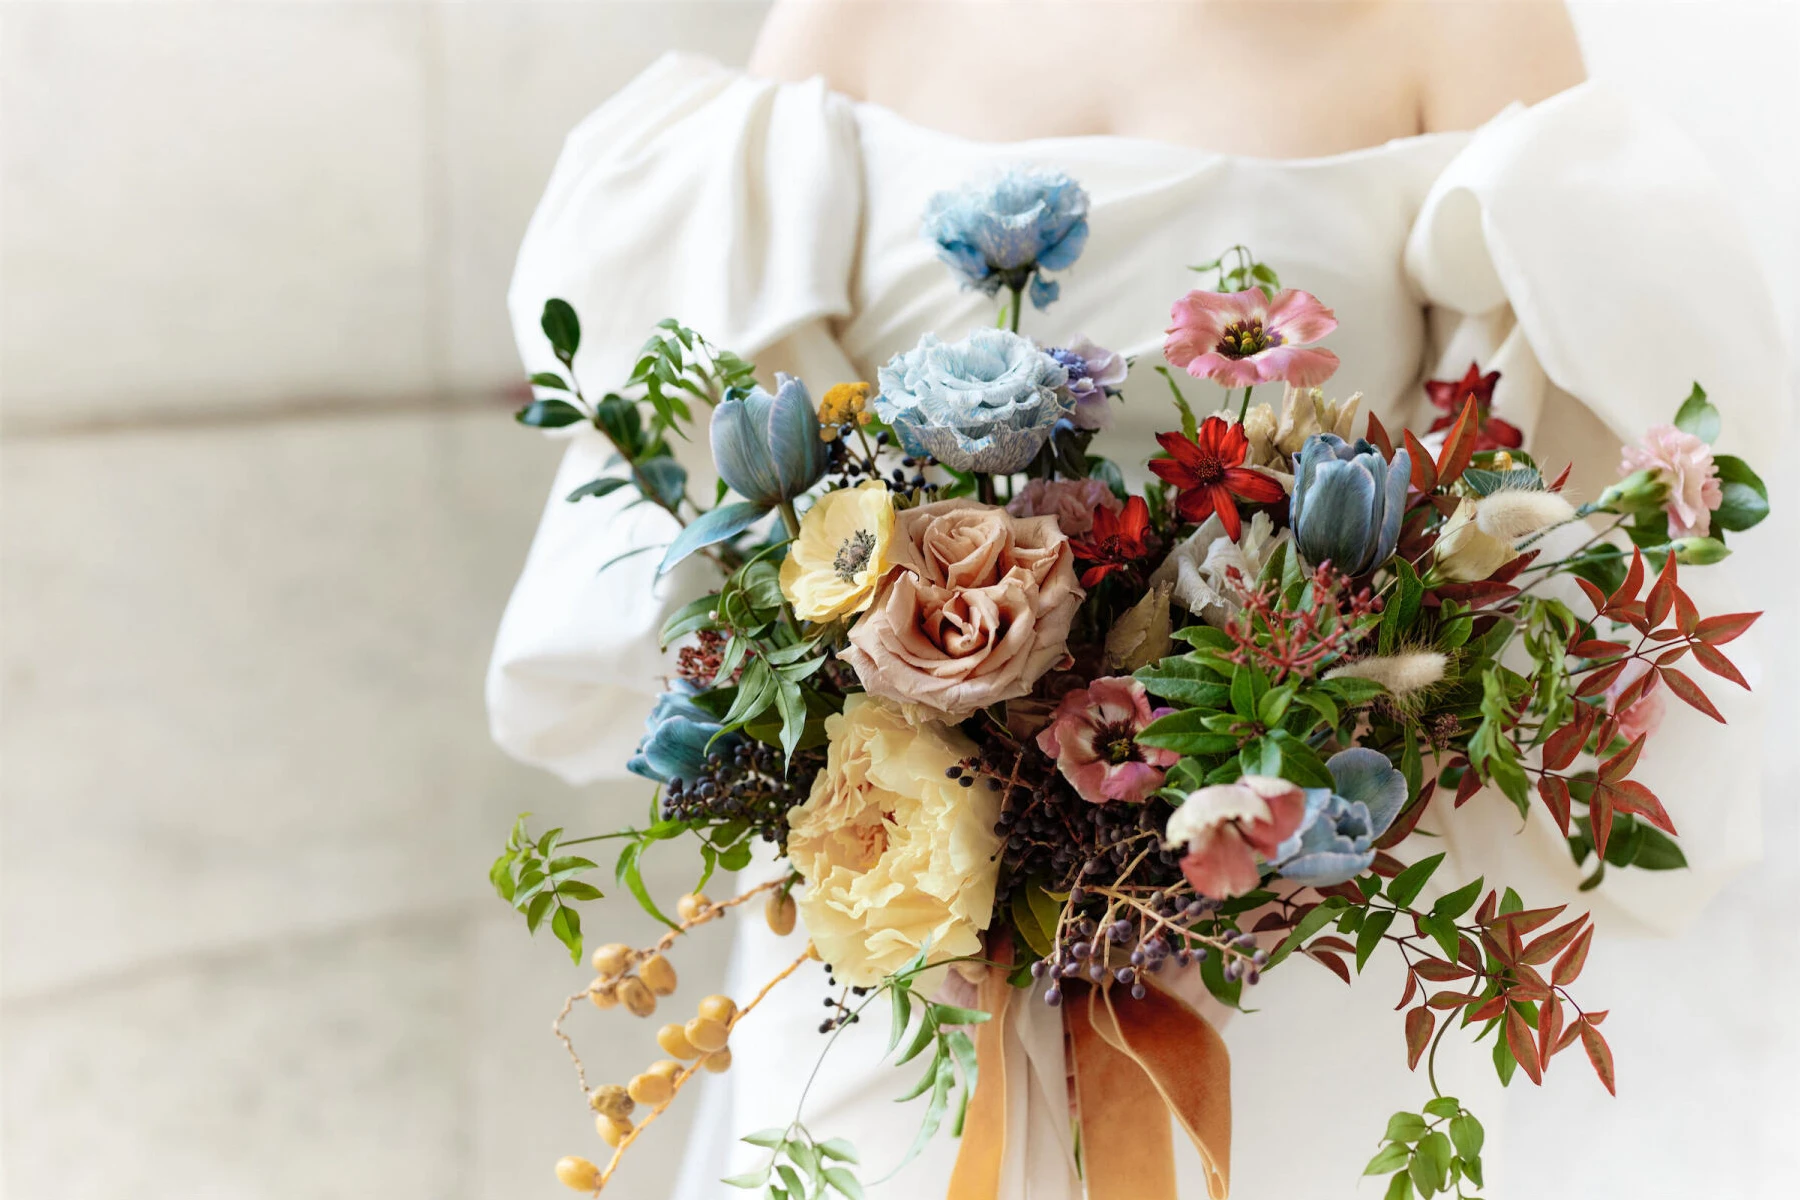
1277, 848, 1376, 888
1036, 217, 1089, 271
711, 392, 784, 507
1297, 458, 1378, 572
1028, 271, 1061, 311
1327, 748, 1409, 838
1376, 448, 1411, 565
767, 374, 826, 498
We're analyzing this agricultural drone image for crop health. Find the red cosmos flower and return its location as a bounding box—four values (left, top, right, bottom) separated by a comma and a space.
1147, 415, 1286, 541
1069, 495, 1155, 588
1425, 362, 1522, 451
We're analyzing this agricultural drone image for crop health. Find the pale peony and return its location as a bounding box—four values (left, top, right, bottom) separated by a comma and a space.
1243, 385, 1363, 474
1005, 477, 1124, 537
1149, 511, 1290, 625
1433, 499, 1518, 582
1105, 583, 1174, 672
780, 481, 896, 622
843, 500, 1083, 721
1620, 424, 1723, 538
1163, 777, 1309, 899
786, 694, 1001, 987
1605, 658, 1667, 743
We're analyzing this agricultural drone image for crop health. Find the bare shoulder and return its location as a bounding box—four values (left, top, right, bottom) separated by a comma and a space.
1417, 0, 1587, 131
747, 0, 873, 98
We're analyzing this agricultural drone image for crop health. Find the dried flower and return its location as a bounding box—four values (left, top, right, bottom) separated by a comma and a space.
1434, 499, 1517, 582
1149, 511, 1289, 625
874, 330, 1071, 473
1325, 651, 1448, 698
1473, 488, 1576, 540
1105, 583, 1173, 672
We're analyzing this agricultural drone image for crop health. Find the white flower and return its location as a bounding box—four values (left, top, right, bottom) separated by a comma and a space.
1149, 511, 1290, 624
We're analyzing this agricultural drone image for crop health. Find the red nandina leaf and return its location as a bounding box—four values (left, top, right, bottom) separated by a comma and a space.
1575, 659, 1628, 698
1614, 548, 1647, 606
1404, 429, 1439, 492
1569, 639, 1629, 660
1575, 576, 1610, 616
1252, 913, 1292, 932
1590, 788, 1615, 860
1310, 936, 1357, 955
1612, 600, 1651, 635
1454, 766, 1485, 808
1609, 779, 1677, 835
1432, 580, 1520, 607
1366, 411, 1395, 459
1509, 964, 1554, 1001
1595, 716, 1619, 749
1537, 994, 1563, 1071
1552, 925, 1594, 986
1610, 668, 1656, 713
1660, 666, 1725, 722
1436, 397, 1480, 485
1308, 949, 1352, 986
1475, 890, 1498, 926
1692, 642, 1750, 689
1428, 991, 1479, 1010
1586, 1010, 1609, 1025
1375, 780, 1434, 849
1396, 970, 1420, 1011
1548, 462, 1573, 491
1488, 550, 1540, 586
1542, 706, 1595, 771
1521, 916, 1589, 965
1695, 611, 1761, 645
1555, 1023, 1584, 1055
1315, 880, 1366, 904
1644, 551, 1679, 628
1458, 936, 1484, 973
1468, 995, 1508, 1023
1654, 645, 1691, 666
1371, 850, 1408, 877
1674, 588, 1699, 635
1537, 775, 1573, 836
1506, 1007, 1544, 1085
1599, 734, 1648, 784
1413, 958, 1472, 982
1406, 1006, 1435, 1070
1580, 1020, 1616, 1095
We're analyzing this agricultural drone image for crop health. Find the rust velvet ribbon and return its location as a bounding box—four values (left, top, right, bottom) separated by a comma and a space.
947, 969, 1231, 1200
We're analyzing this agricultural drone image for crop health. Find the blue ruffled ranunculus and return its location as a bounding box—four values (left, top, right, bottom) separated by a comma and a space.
1290, 434, 1411, 576
874, 329, 1072, 474
711, 373, 828, 509
1272, 748, 1409, 887
922, 170, 1090, 310
627, 681, 738, 785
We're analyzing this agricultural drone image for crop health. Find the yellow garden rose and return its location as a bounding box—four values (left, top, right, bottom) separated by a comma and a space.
785, 693, 1000, 987
779, 481, 895, 622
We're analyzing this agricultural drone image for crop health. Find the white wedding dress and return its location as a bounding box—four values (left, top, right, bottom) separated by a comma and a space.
488, 54, 1784, 1198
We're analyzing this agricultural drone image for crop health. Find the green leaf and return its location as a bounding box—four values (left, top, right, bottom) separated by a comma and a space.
661, 594, 721, 647
558, 880, 603, 902
1449, 1113, 1484, 1161
1365, 1142, 1411, 1175
1154, 366, 1200, 441
1630, 825, 1688, 870
1418, 913, 1461, 962
1385, 1112, 1428, 1143
540, 298, 581, 362
1492, 1029, 1518, 1086
528, 371, 570, 391
776, 1165, 804, 1197
1672, 382, 1720, 443
637, 456, 689, 512
721, 1165, 770, 1188
660, 502, 767, 576
887, 984, 914, 1054
824, 1167, 864, 1200
1380, 559, 1424, 654
1423, 1096, 1461, 1119
1268, 897, 1347, 967
515, 398, 583, 428
1384, 1169, 1414, 1200
1710, 454, 1769, 532
550, 903, 582, 962
818, 1139, 860, 1164
1413, 1130, 1453, 1195
566, 476, 630, 503
1430, 876, 1483, 921
524, 891, 553, 933
740, 1128, 788, 1150
1356, 908, 1395, 971
1386, 853, 1446, 909
1136, 708, 1240, 756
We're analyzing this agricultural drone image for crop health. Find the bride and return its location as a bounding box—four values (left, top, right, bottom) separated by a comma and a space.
488, 2, 1783, 1195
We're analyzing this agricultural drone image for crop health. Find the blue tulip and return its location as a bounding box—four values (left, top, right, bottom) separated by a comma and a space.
1290, 434, 1411, 576
711, 374, 828, 509
1272, 748, 1409, 887
627, 681, 739, 784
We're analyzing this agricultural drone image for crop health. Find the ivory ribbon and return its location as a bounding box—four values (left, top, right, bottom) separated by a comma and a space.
948, 970, 1231, 1200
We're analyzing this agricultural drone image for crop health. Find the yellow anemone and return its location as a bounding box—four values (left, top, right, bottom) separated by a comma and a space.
780, 481, 895, 621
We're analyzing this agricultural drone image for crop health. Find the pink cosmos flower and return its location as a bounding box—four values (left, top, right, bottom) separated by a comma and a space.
1605, 659, 1667, 744
1035, 676, 1179, 804
1620, 424, 1723, 538
1006, 478, 1124, 537
1163, 777, 1309, 899
1165, 288, 1341, 389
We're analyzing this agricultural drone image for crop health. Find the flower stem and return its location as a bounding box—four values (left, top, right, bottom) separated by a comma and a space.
1008, 282, 1025, 334
1236, 385, 1254, 424
976, 474, 997, 505
777, 499, 802, 540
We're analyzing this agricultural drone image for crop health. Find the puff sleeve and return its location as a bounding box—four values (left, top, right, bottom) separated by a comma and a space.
1402, 83, 1789, 933
489, 54, 862, 784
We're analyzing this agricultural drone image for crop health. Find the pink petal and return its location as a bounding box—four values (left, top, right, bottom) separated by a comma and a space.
1180, 827, 1262, 899
1100, 761, 1167, 804
1250, 346, 1340, 388
1164, 290, 1265, 370
1182, 352, 1265, 388
1262, 288, 1338, 346
1064, 758, 1114, 804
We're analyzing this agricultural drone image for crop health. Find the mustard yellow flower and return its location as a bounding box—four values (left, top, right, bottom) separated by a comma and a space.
779, 481, 895, 621
817, 381, 874, 439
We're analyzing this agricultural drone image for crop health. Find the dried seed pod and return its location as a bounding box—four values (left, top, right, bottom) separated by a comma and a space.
628, 1071, 673, 1108
586, 981, 619, 1011
555, 1156, 602, 1191
646, 1058, 683, 1082
617, 977, 656, 1018
675, 893, 712, 923
638, 954, 678, 996
684, 1016, 729, 1054
586, 1084, 634, 1120
696, 994, 737, 1025
590, 943, 633, 980
702, 1048, 733, 1074
595, 1114, 632, 1148
656, 1023, 699, 1060
765, 891, 797, 937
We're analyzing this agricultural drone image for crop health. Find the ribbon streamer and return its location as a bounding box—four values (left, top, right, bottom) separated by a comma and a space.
950, 969, 1231, 1200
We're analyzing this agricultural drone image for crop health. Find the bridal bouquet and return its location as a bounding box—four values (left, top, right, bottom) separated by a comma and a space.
494, 170, 1770, 1200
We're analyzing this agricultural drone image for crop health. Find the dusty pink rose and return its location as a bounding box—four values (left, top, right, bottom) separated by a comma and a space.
843, 500, 1083, 721
1006, 478, 1124, 537
1163, 777, 1309, 899
1620, 424, 1723, 538
1165, 287, 1340, 389
1605, 659, 1667, 743
1035, 677, 1179, 804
